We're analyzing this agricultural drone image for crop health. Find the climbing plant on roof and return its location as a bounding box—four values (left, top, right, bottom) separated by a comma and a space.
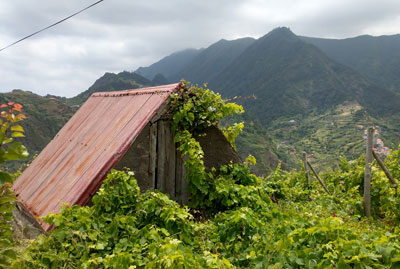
169, 82, 252, 212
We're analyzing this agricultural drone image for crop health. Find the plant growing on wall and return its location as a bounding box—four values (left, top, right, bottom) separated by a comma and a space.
169, 82, 248, 212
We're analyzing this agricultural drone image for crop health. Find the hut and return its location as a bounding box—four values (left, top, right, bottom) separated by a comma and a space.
12, 83, 240, 232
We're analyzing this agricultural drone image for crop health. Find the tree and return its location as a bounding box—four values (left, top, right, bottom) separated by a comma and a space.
0, 102, 28, 267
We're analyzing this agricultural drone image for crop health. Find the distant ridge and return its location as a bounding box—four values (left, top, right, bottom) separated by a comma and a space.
209, 27, 400, 123
135, 48, 202, 81
134, 27, 400, 124
301, 34, 400, 93
169, 37, 255, 84
67, 71, 154, 105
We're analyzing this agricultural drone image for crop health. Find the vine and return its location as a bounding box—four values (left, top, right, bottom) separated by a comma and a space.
169, 82, 259, 212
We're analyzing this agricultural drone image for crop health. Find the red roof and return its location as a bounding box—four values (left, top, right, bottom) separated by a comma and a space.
12, 83, 180, 230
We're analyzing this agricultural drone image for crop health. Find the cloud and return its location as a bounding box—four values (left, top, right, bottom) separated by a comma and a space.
0, 0, 399, 97
290, 0, 400, 38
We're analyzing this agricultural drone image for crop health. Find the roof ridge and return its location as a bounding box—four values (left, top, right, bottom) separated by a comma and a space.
91, 83, 180, 97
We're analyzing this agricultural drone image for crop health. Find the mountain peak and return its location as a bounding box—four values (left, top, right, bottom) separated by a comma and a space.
216, 38, 228, 44
270, 26, 294, 34
258, 27, 298, 44
269, 27, 296, 37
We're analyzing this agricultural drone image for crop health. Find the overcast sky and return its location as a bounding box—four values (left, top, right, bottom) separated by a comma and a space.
1, 0, 400, 97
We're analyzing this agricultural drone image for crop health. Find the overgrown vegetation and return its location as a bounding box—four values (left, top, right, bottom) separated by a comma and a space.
11, 84, 400, 268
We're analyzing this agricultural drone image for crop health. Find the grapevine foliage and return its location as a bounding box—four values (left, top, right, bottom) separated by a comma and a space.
169, 82, 249, 212
14, 84, 400, 268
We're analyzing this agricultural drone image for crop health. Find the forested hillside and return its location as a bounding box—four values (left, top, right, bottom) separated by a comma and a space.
301, 34, 400, 93
0, 90, 75, 171
66, 71, 155, 106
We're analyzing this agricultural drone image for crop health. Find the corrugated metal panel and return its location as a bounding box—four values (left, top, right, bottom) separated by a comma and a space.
12, 83, 180, 231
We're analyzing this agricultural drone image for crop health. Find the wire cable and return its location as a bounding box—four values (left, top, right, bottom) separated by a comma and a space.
0, 0, 105, 52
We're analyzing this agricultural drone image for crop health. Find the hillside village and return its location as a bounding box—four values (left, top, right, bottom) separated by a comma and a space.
362, 126, 391, 157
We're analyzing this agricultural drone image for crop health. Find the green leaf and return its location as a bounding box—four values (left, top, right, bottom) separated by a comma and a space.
10, 125, 24, 132
0, 172, 13, 185
0, 195, 15, 205
337, 258, 352, 269
0, 205, 14, 214
6, 142, 28, 159
11, 132, 24, 138
2, 138, 13, 144
0, 123, 9, 135
0, 239, 12, 247
188, 112, 195, 121
96, 242, 105, 250
0, 249, 16, 260
0, 133, 5, 145
3, 153, 20, 161
0, 256, 11, 266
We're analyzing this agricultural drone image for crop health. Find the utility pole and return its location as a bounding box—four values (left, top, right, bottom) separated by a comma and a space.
303, 151, 310, 185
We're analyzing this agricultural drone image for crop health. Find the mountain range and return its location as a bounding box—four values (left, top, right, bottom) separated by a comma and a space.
136, 27, 400, 119
134, 27, 400, 170
3, 27, 400, 174
137, 27, 400, 95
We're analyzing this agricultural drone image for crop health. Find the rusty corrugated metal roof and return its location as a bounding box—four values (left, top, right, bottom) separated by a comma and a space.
12, 83, 180, 231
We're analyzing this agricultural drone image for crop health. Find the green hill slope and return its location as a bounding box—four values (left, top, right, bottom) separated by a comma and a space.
0, 90, 75, 171
301, 34, 400, 93
66, 71, 154, 105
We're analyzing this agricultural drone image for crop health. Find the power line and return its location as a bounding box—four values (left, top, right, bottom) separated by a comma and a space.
0, 0, 105, 52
